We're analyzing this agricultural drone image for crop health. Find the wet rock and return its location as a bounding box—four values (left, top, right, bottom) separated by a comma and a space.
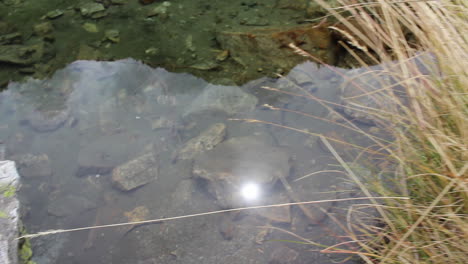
47, 195, 96, 217
44, 9, 64, 19
79, 3, 106, 18
216, 50, 229, 62
146, 2, 171, 17
188, 61, 219, 71
111, 152, 158, 191
0, 161, 20, 264
26, 108, 70, 132
269, 246, 299, 264
76, 44, 100, 60
104, 29, 120, 43
0, 32, 22, 45
0, 42, 45, 65
175, 123, 226, 161
82, 23, 99, 33
33, 22, 54, 36
217, 24, 335, 74
183, 84, 258, 119
193, 136, 290, 208
11, 153, 52, 178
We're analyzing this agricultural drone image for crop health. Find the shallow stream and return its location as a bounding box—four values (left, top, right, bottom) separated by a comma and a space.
0, 58, 376, 264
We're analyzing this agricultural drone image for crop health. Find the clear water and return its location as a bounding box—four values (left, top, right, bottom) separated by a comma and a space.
0, 59, 370, 264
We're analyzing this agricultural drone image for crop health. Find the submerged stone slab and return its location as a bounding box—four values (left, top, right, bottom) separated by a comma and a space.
183, 84, 258, 119
111, 152, 158, 191
175, 122, 226, 161
216, 24, 335, 74
0, 161, 20, 264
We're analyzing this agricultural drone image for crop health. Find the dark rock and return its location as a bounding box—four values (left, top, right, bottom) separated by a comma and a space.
111, 152, 158, 191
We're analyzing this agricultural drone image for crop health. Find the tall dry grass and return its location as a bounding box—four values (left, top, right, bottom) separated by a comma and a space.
309, 0, 468, 263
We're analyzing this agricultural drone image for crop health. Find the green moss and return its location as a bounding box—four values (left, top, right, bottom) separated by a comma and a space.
18, 227, 36, 264
0, 184, 16, 198
0, 211, 7, 218
3, 185, 16, 198
19, 242, 33, 262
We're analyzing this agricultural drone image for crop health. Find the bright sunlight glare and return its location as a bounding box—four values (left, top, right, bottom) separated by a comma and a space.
240, 182, 261, 201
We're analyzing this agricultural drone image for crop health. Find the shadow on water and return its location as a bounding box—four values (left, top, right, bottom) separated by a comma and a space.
0, 59, 380, 264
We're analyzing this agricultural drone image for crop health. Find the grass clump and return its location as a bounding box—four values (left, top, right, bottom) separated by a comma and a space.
310, 0, 468, 263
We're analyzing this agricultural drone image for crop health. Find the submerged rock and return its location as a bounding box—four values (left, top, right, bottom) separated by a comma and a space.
47, 195, 96, 217
216, 24, 335, 74
26, 108, 70, 132
11, 153, 52, 178
183, 84, 258, 119
111, 152, 158, 191
0, 43, 45, 65
193, 136, 290, 208
175, 122, 226, 161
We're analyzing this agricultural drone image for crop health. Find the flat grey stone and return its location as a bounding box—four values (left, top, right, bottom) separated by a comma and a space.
111, 152, 158, 191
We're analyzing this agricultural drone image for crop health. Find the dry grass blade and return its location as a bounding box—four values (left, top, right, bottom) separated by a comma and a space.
310, 0, 468, 263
